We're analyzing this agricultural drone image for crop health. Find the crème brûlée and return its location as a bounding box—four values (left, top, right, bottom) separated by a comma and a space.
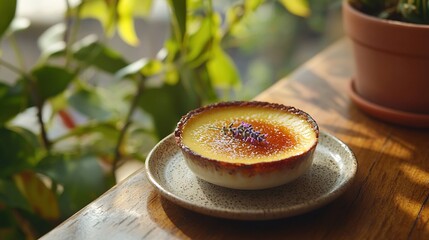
175, 101, 319, 190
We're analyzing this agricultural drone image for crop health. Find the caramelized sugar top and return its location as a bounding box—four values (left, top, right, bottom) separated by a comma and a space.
181, 106, 317, 164
198, 119, 296, 159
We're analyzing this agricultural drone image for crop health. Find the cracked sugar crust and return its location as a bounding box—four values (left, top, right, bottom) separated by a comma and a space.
181, 105, 317, 164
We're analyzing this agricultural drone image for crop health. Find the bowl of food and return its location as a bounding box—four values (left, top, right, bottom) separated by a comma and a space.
174, 101, 319, 190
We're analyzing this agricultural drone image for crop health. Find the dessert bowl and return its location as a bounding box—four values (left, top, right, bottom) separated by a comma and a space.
174, 101, 319, 190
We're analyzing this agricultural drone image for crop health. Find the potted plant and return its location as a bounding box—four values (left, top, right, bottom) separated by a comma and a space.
343, 0, 429, 127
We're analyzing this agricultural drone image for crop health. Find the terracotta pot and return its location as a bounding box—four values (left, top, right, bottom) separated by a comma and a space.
343, 1, 429, 125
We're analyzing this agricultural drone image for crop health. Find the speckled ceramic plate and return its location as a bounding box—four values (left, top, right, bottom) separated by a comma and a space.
145, 131, 357, 220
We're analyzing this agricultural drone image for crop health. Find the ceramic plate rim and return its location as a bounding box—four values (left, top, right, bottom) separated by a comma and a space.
145, 131, 357, 220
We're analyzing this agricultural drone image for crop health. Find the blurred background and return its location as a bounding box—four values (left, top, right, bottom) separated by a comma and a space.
0, 0, 344, 238
4, 0, 343, 98
2, 0, 344, 181
0, 0, 343, 179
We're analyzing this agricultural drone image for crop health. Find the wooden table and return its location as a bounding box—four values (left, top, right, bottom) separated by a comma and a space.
41, 39, 429, 240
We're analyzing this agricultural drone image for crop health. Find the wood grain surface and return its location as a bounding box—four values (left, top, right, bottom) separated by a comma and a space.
41, 39, 429, 240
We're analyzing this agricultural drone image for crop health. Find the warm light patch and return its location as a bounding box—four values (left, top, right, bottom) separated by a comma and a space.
394, 194, 420, 217
400, 164, 429, 185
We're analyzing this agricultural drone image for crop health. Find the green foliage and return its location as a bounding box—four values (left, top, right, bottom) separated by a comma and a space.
68, 87, 114, 121
72, 37, 129, 73
207, 46, 241, 90
14, 171, 60, 220
32, 66, 75, 102
0, 0, 16, 38
398, 0, 429, 23
0, 0, 316, 238
279, 0, 311, 17
0, 127, 36, 177
37, 154, 115, 216
0, 179, 30, 211
0, 82, 27, 124
349, 0, 429, 23
168, 0, 187, 42
139, 83, 199, 138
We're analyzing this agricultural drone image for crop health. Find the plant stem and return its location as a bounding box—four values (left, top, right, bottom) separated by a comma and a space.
0, 58, 28, 76
64, 0, 81, 68
35, 98, 51, 150
0, 60, 51, 151
9, 33, 27, 71
112, 75, 145, 176
12, 209, 38, 239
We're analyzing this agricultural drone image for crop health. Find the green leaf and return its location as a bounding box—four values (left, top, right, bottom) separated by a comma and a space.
206, 47, 241, 89
130, 0, 153, 17
14, 171, 60, 220
37, 154, 115, 217
115, 59, 147, 79
11, 127, 41, 161
0, 82, 27, 124
117, 0, 153, 46
68, 87, 113, 121
0, 179, 31, 211
139, 86, 180, 138
188, 0, 203, 11
52, 122, 119, 148
117, 0, 138, 46
78, 0, 112, 35
226, 4, 245, 28
161, 38, 180, 63
0, 127, 35, 177
38, 23, 66, 58
167, 0, 187, 41
49, 93, 69, 118
139, 83, 198, 138
31, 65, 74, 102
186, 16, 213, 63
116, 59, 163, 79
279, 0, 311, 17
0, 0, 16, 38
73, 36, 128, 73
117, 15, 139, 46
227, 1, 262, 35
84, 133, 119, 157
164, 63, 179, 85
64, 122, 119, 139
141, 59, 163, 76
125, 128, 158, 160
245, 0, 264, 11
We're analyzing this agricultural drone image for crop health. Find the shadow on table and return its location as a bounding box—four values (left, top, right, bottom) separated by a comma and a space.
323, 117, 429, 239
146, 182, 364, 239
158, 196, 328, 239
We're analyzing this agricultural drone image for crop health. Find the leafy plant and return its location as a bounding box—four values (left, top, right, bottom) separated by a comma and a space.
0, 0, 315, 238
349, 0, 429, 23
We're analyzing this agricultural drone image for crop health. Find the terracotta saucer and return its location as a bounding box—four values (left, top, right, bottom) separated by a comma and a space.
348, 80, 429, 128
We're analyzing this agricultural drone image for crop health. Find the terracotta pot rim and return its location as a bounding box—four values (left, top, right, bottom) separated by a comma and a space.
343, 0, 429, 55
344, 0, 429, 30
